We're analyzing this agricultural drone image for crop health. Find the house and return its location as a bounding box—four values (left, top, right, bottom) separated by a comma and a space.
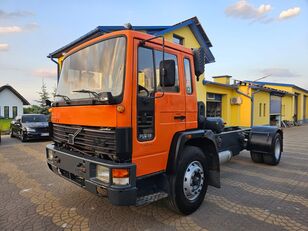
251, 82, 308, 124
202, 76, 295, 127
48, 17, 308, 127
0, 85, 30, 119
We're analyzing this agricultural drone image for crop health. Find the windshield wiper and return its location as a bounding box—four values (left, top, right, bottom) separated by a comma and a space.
73, 89, 100, 98
72, 89, 115, 104
55, 94, 71, 103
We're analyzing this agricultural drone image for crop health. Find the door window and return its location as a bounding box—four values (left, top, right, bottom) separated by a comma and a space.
137, 47, 155, 96
184, 58, 193, 94
154, 50, 179, 92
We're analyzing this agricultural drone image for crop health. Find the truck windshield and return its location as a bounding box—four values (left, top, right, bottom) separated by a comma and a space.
55, 36, 126, 103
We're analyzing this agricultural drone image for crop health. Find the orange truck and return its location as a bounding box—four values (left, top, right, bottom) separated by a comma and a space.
46, 25, 283, 214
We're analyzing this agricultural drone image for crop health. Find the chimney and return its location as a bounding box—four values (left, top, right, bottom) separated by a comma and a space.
212, 75, 232, 85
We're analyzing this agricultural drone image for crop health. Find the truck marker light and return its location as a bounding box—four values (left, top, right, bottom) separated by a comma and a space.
116, 105, 125, 113
96, 165, 110, 183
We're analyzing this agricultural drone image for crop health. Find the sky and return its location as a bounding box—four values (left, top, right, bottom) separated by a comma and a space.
0, 0, 307, 104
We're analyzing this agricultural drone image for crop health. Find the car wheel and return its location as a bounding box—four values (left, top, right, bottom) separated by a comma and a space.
21, 133, 27, 142
168, 146, 208, 215
250, 152, 264, 163
263, 133, 282, 165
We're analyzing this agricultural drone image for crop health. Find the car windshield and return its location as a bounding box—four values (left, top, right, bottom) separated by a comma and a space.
22, 115, 48, 123
55, 36, 126, 102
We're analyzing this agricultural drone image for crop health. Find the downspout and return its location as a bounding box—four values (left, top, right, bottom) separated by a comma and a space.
236, 87, 260, 127
49, 56, 60, 82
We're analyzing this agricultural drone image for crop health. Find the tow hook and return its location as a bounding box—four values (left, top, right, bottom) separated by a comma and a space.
53, 156, 60, 164
77, 163, 86, 173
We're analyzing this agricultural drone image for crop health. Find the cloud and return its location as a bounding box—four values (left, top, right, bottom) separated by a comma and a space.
0, 43, 9, 51
225, 0, 272, 21
0, 23, 39, 34
33, 68, 57, 79
279, 7, 301, 20
0, 10, 34, 19
261, 68, 299, 78
0, 26, 22, 33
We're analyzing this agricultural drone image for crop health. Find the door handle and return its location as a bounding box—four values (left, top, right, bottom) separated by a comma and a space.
174, 115, 186, 121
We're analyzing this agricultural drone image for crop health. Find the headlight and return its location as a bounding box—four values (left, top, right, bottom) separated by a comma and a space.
47, 149, 54, 160
96, 165, 109, 183
25, 127, 36, 132
112, 168, 129, 185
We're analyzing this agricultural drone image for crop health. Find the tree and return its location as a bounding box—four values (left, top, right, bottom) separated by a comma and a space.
35, 80, 50, 114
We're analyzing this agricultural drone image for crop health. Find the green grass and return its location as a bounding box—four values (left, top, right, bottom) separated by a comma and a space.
0, 119, 12, 133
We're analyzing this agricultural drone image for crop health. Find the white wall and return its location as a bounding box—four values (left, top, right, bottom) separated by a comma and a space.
0, 88, 24, 118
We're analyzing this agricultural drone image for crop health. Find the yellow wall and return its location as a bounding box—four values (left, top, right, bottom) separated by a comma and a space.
238, 85, 252, 127
213, 76, 231, 85
281, 95, 293, 121
252, 91, 270, 126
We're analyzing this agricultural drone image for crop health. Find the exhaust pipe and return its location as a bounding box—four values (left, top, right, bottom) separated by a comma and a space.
218, 150, 232, 164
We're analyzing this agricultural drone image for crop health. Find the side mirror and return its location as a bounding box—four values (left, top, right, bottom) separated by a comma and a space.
193, 47, 206, 81
159, 60, 176, 87
45, 99, 52, 107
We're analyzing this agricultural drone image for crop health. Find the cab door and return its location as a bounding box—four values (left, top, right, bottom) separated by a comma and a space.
132, 39, 186, 177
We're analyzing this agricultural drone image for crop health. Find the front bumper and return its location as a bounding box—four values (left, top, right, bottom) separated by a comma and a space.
24, 131, 50, 139
46, 144, 137, 206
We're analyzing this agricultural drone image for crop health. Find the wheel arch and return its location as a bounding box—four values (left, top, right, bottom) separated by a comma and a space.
166, 130, 221, 188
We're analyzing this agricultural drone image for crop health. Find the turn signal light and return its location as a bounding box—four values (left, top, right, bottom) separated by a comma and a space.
112, 168, 129, 178
112, 168, 129, 185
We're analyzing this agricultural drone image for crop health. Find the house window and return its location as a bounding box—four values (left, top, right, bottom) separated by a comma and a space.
4, 106, 9, 118
173, 34, 184, 45
13, 106, 18, 118
263, 103, 266, 117
259, 103, 262, 117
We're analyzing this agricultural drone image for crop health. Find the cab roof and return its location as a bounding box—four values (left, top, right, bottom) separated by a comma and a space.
48, 17, 215, 64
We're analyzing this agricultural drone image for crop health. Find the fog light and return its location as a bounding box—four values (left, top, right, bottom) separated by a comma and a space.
96, 165, 109, 183
47, 149, 54, 160
112, 168, 129, 185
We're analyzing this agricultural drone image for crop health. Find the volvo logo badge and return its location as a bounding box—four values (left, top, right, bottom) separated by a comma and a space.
68, 134, 75, 145
67, 127, 83, 145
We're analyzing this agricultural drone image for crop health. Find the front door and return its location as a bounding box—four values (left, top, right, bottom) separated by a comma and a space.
132, 39, 186, 177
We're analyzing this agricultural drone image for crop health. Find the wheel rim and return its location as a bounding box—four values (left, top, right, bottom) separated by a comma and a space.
183, 161, 204, 201
274, 139, 281, 160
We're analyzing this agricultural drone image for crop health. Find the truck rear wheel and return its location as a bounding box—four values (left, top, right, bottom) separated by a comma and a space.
168, 146, 208, 215
263, 133, 282, 165
250, 152, 263, 163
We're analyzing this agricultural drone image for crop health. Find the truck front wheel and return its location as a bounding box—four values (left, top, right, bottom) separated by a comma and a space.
168, 146, 208, 215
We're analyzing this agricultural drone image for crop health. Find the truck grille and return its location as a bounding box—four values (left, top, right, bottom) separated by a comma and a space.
52, 124, 116, 160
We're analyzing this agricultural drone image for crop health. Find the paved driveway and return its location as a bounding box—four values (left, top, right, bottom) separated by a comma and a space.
0, 126, 307, 231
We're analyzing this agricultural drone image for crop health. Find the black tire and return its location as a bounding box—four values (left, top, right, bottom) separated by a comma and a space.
250, 152, 263, 163
21, 133, 27, 142
168, 146, 208, 215
263, 133, 282, 165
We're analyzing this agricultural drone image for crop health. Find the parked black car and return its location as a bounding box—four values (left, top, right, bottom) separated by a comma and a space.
10, 114, 50, 142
